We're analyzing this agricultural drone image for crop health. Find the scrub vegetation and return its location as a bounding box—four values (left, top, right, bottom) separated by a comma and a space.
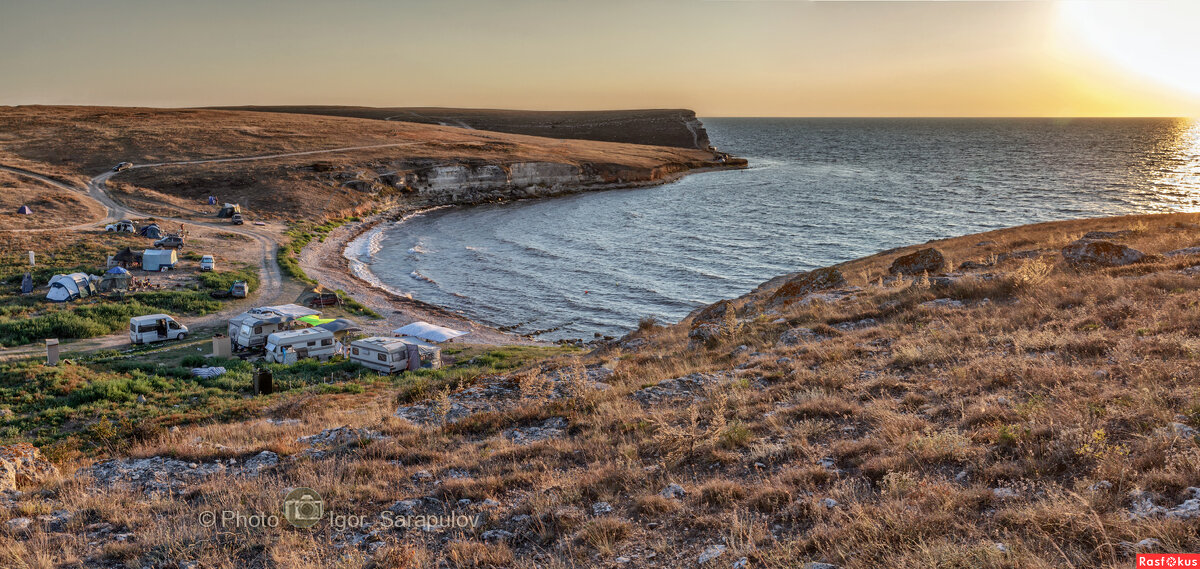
4, 214, 1199, 568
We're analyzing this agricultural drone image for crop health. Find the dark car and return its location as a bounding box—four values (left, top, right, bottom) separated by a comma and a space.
112, 162, 133, 172
230, 213, 244, 225
153, 235, 185, 249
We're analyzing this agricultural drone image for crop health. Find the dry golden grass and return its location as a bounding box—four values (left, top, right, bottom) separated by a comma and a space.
0, 106, 727, 220
4, 213, 1200, 568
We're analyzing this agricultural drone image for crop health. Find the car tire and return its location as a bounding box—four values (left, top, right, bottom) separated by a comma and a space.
177, 333, 187, 341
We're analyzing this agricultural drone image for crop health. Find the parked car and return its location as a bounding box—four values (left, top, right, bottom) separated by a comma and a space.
230, 213, 244, 225
200, 255, 215, 271
105, 220, 136, 233
230, 280, 248, 298
154, 235, 185, 249
112, 162, 133, 172
129, 314, 188, 345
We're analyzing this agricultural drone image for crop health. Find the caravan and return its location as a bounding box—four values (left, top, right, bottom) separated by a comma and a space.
129, 314, 188, 344
264, 328, 337, 364
228, 304, 322, 351
349, 337, 441, 373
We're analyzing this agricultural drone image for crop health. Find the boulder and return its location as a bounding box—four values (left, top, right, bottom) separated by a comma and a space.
889, 248, 946, 276
768, 267, 847, 306
0, 443, 58, 491
1061, 239, 1145, 267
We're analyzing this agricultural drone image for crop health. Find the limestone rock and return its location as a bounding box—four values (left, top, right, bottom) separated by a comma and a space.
889, 248, 946, 276
768, 267, 847, 306
699, 544, 726, 565
661, 483, 687, 499
0, 443, 58, 491
1061, 239, 1145, 267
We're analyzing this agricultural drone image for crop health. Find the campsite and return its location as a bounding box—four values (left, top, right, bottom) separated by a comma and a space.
0, 220, 263, 349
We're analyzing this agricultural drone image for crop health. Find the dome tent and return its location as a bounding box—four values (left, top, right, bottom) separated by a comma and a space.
99, 266, 132, 292
46, 273, 96, 302
139, 223, 163, 239
16, 205, 32, 214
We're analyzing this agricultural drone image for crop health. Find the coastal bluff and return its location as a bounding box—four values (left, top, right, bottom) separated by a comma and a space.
209, 106, 714, 150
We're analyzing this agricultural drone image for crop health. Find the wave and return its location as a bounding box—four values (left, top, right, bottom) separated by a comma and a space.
410, 270, 437, 285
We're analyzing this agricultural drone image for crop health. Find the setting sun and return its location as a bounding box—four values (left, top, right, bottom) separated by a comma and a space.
1060, 0, 1200, 98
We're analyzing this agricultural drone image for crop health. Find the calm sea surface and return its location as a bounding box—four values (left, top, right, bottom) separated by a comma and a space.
355, 118, 1200, 340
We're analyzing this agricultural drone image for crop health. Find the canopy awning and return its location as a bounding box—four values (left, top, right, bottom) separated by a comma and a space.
316, 318, 362, 334
298, 315, 336, 326
391, 321, 467, 343
253, 304, 321, 319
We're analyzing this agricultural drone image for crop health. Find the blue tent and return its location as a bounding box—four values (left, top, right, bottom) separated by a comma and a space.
105, 266, 129, 275
16, 205, 32, 214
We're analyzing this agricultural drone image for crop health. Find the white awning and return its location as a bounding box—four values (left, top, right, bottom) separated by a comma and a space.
391, 321, 467, 343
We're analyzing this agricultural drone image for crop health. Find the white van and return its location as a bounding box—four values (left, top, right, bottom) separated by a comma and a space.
264, 328, 336, 364
349, 336, 441, 373
129, 314, 188, 345
200, 255, 215, 271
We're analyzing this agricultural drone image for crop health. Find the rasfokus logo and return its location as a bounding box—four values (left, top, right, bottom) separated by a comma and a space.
282, 487, 324, 528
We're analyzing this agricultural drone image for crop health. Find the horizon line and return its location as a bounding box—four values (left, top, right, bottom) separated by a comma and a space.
0, 103, 1192, 120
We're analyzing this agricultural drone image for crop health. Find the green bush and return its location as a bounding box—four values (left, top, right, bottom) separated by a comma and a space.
0, 292, 221, 347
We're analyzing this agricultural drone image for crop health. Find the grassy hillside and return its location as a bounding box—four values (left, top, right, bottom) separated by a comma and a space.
3, 213, 1199, 567
0, 106, 732, 220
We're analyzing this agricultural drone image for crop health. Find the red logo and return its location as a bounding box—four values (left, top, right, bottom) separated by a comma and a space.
1138, 554, 1200, 567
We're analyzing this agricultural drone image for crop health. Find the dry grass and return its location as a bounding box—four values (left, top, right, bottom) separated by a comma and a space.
3, 213, 1200, 567
0, 106, 725, 220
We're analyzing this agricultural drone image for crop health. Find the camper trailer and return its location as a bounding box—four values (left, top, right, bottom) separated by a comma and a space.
129, 314, 188, 345
143, 249, 177, 271
228, 304, 322, 351
349, 337, 441, 373
264, 328, 337, 364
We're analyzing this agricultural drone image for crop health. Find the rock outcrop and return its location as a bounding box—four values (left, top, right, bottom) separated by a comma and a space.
768, 267, 847, 306
889, 248, 946, 276
0, 443, 58, 491
1061, 239, 1146, 267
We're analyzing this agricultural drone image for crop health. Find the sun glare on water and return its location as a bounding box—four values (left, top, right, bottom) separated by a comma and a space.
1058, 1, 1200, 98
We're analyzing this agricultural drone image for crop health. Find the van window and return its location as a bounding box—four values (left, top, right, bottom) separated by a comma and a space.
352, 347, 359, 355
254, 326, 262, 334
307, 341, 315, 347
320, 339, 332, 346
377, 353, 387, 362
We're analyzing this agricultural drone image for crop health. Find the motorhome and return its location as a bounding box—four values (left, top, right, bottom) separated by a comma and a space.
228, 304, 322, 351
349, 336, 441, 373
264, 328, 336, 364
129, 314, 188, 345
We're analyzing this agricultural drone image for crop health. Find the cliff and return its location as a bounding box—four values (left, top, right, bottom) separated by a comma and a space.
209, 106, 714, 150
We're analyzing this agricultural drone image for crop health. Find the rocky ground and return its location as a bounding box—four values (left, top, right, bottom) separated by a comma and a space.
3, 213, 1200, 568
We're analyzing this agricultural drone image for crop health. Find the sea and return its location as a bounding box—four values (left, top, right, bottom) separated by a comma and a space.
350, 118, 1200, 340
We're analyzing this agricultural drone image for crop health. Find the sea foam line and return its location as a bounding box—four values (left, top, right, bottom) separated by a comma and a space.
343, 206, 450, 300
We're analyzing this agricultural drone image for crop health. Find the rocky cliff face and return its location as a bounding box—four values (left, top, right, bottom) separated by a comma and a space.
364, 158, 725, 207
211, 106, 714, 150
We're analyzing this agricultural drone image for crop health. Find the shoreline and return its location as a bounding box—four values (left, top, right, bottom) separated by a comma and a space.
299, 163, 746, 345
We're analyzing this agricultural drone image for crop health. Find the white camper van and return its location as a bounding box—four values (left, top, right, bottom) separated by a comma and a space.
129, 314, 188, 345
264, 328, 336, 364
349, 337, 441, 373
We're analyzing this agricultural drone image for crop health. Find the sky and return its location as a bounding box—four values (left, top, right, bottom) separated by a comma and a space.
1, 0, 1198, 116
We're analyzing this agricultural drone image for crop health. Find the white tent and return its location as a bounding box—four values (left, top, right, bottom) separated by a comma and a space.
46, 273, 94, 302
392, 321, 467, 343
